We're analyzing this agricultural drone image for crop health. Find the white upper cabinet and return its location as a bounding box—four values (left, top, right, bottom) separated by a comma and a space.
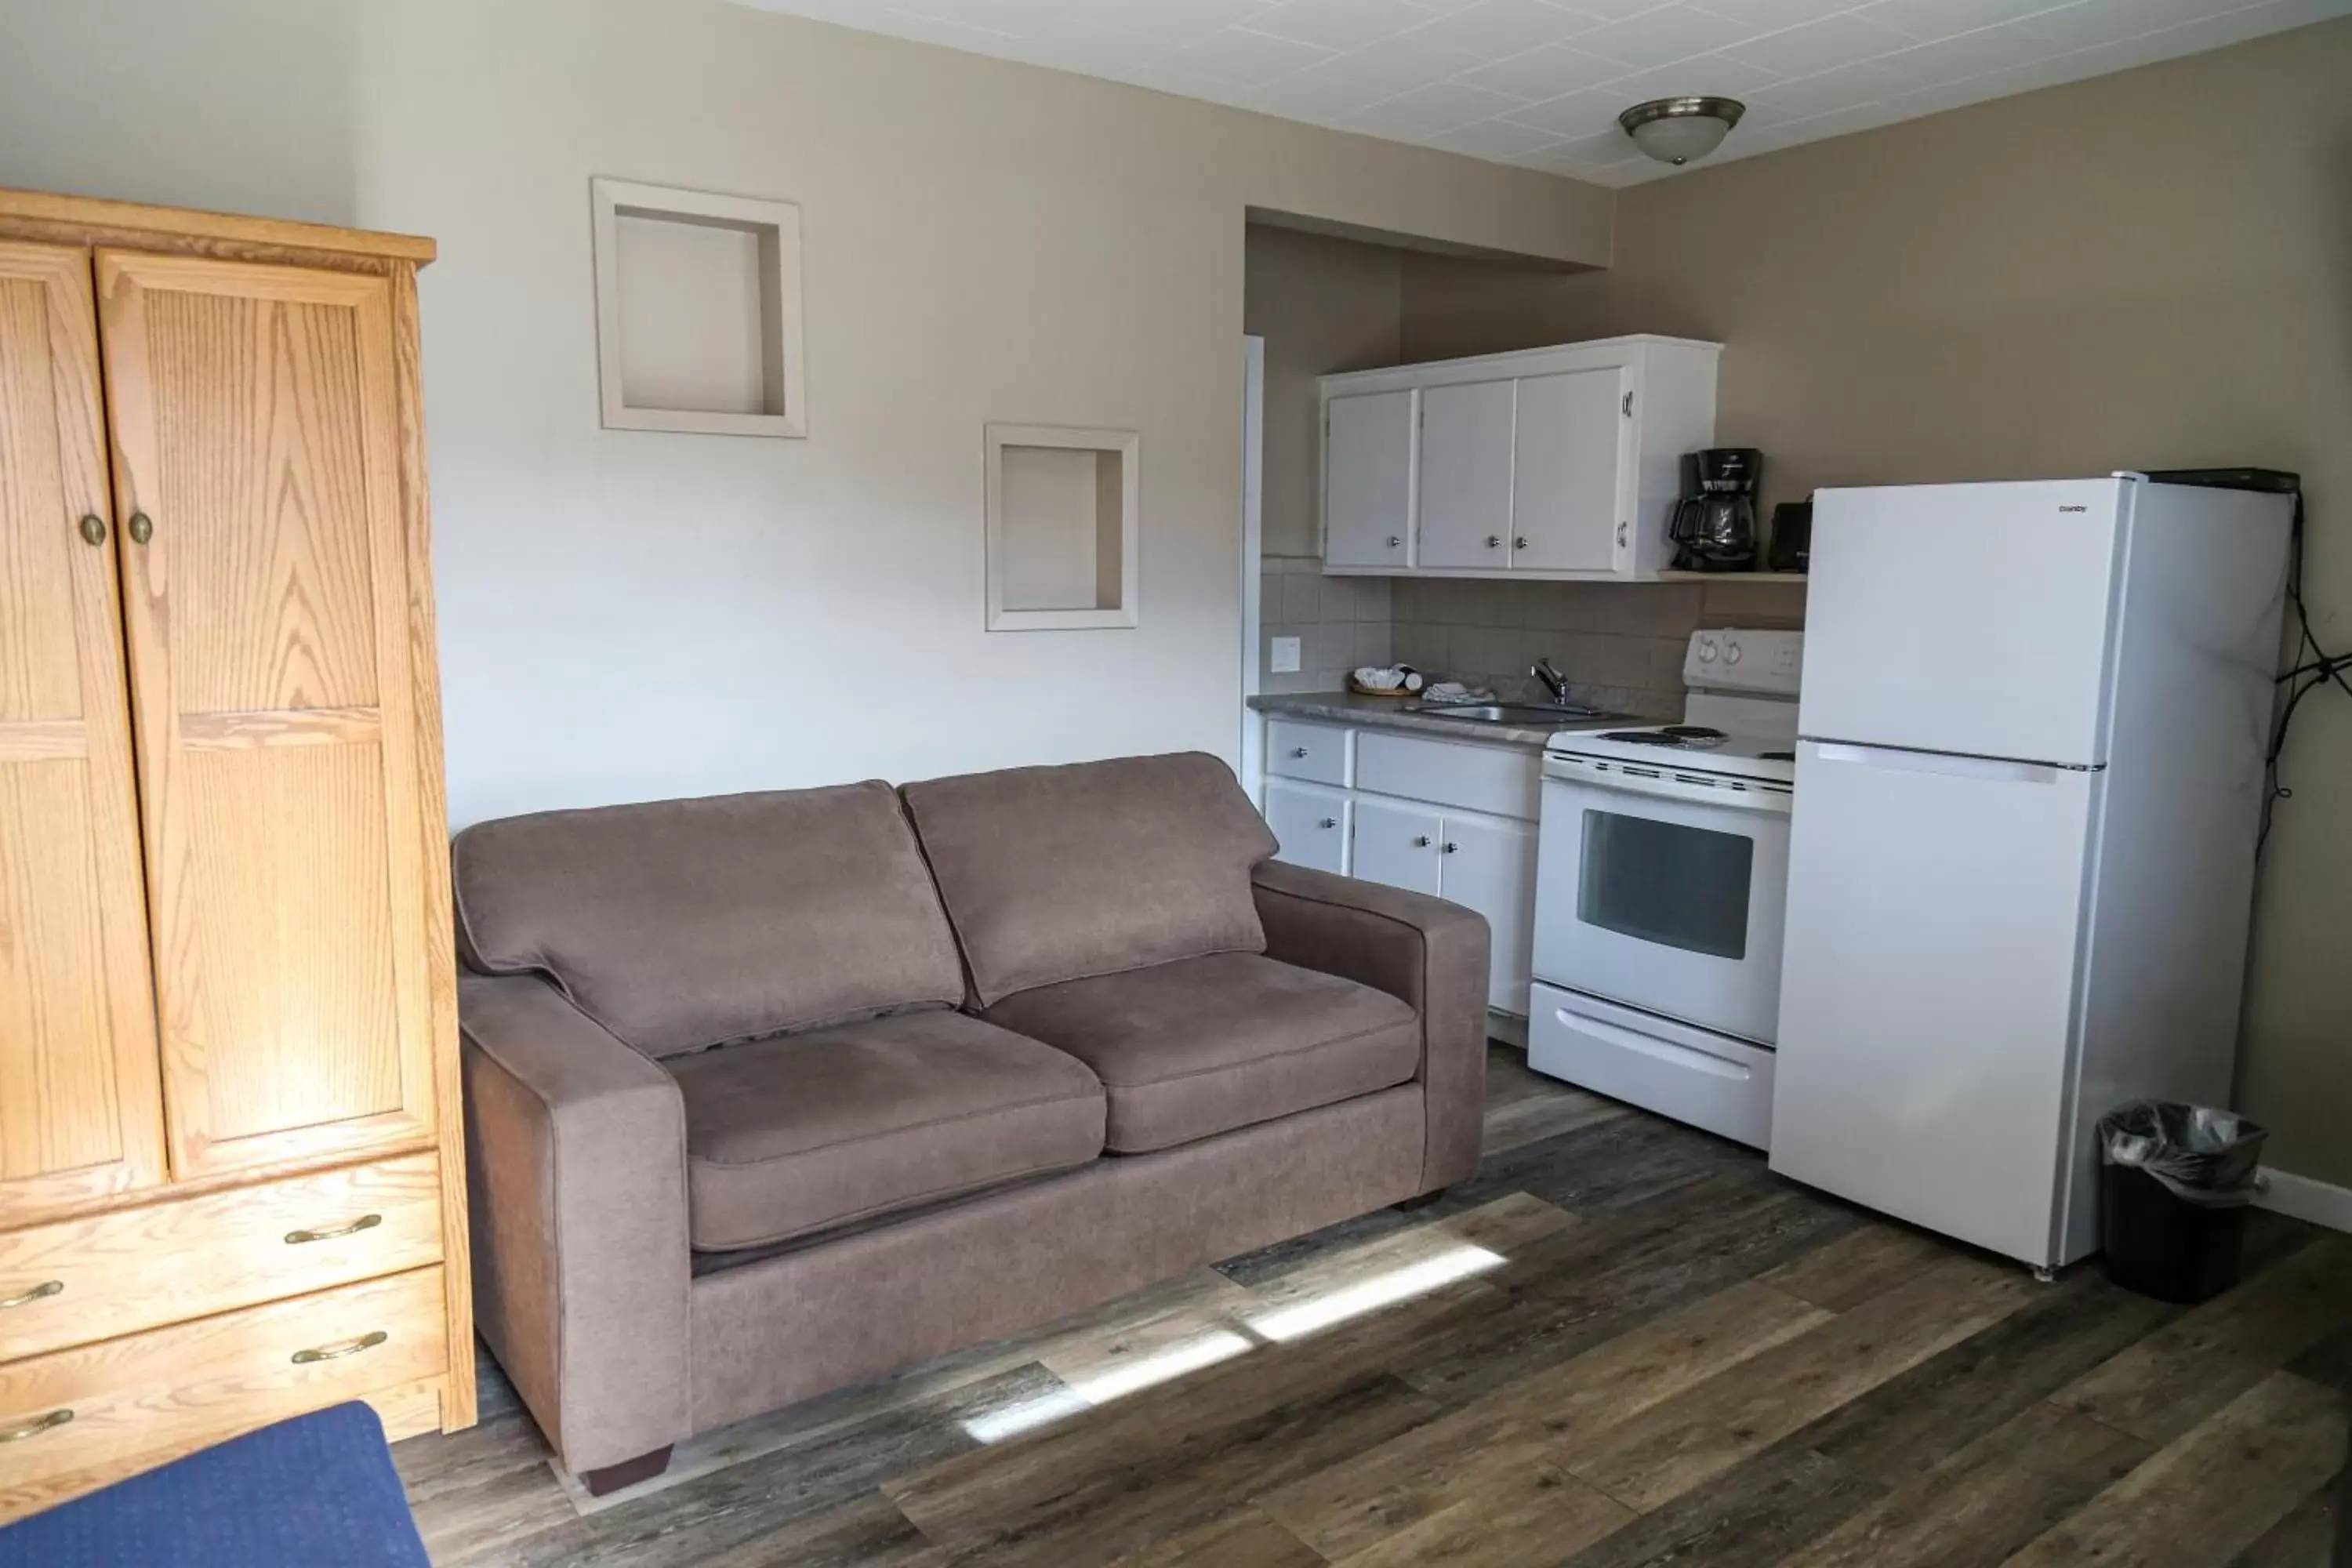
1322, 389, 1415, 569
1512, 366, 1630, 574
1319, 336, 1719, 581
1416, 379, 1517, 570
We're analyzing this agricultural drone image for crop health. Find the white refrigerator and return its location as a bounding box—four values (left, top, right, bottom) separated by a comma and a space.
1770, 475, 2291, 1272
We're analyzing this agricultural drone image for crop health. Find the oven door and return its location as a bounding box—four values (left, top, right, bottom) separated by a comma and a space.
1531, 756, 1791, 1044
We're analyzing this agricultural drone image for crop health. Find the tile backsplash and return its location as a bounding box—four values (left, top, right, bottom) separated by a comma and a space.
1260, 554, 1803, 717
1261, 556, 1395, 694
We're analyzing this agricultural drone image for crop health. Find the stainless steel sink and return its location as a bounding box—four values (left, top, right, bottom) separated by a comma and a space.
1414, 703, 1613, 724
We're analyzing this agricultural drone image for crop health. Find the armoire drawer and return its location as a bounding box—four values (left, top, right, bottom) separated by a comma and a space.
0, 1153, 444, 1363
0, 1265, 447, 1520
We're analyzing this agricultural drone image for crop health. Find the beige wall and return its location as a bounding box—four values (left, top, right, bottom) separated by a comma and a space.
0, 0, 1607, 833
1403, 18, 2352, 1185
1244, 226, 1410, 561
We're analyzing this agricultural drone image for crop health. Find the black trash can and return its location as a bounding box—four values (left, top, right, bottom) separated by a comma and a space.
2097, 1102, 2266, 1305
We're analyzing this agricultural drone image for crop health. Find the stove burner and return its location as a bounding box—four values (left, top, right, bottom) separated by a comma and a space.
1762, 750, 1795, 762
1663, 724, 1726, 740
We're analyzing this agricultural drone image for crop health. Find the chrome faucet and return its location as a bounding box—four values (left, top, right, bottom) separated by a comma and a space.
1531, 657, 1573, 706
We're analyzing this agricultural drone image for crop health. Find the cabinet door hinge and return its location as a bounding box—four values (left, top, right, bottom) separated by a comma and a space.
1621, 390, 1634, 419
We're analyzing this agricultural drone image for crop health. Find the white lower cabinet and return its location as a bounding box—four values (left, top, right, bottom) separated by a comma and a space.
1263, 719, 1540, 1018
1265, 779, 1351, 875
1352, 798, 1443, 896
1438, 813, 1539, 1017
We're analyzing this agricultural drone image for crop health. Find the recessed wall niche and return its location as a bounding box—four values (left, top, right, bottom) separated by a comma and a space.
985, 424, 1141, 631
590, 177, 807, 437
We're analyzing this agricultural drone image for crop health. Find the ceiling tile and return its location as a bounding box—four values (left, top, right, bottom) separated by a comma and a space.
1850, 0, 2093, 39
1409, 0, 1612, 59
1875, 20, 2060, 82
1724, 10, 1919, 73
1240, 63, 1410, 119
1504, 85, 1639, 136
1347, 79, 1535, 134
1244, 0, 1438, 50
2013, 0, 2252, 51
1747, 58, 1914, 114
1456, 42, 1632, 98
1427, 117, 1578, 156
1686, 0, 1862, 27
1303, 29, 1496, 91
1570, 4, 1766, 67
1599, 52, 1787, 103
731, 0, 2352, 184
1155, 24, 1335, 83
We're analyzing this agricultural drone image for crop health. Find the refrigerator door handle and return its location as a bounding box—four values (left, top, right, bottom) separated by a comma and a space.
1809, 742, 2065, 786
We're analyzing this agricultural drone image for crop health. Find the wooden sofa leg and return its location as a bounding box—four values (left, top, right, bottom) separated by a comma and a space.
580, 1446, 673, 1497
1393, 1187, 1449, 1213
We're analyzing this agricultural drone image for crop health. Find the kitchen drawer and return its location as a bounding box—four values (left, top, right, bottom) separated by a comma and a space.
1266, 719, 1351, 786
0, 1265, 448, 1521
1356, 732, 1540, 821
0, 1152, 444, 1363
1527, 984, 1773, 1150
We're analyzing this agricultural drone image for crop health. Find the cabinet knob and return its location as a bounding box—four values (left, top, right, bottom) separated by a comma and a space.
1385, 535, 1401, 548
1515, 536, 1529, 550
1290, 746, 1308, 758
127, 511, 153, 546
1413, 835, 1431, 848
1317, 817, 1337, 829
1443, 841, 1460, 854
1485, 535, 1502, 549
77, 514, 107, 547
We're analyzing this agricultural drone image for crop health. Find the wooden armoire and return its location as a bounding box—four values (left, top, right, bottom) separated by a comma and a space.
0, 189, 471, 1520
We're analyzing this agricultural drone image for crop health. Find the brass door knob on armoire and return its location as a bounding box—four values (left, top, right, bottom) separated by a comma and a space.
0, 188, 471, 1522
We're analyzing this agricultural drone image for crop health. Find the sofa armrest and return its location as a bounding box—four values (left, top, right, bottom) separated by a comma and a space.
1250, 861, 1489, 1192
459, 974, 691, 1473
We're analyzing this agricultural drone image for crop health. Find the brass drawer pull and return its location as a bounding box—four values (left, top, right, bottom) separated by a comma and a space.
285, 1214, 383, 1246
0, 1410, 73, 1443
0, 1281, 63, 1310
292, 1330, 387, 1365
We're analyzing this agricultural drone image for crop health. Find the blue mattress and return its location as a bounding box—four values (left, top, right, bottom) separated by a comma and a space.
0, 1402, 430, 1567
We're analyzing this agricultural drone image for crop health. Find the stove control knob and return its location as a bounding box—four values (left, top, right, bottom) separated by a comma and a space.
1697, 637, 1719, 663
1724, 641, 1744, 666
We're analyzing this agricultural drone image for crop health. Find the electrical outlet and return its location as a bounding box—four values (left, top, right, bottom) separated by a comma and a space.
1270, 635, 1301, 674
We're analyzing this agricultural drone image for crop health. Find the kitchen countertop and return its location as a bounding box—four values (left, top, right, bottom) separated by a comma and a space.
1247, 691, 1627, 750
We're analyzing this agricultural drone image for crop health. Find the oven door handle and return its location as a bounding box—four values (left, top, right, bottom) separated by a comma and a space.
1541, 758, 1791, 814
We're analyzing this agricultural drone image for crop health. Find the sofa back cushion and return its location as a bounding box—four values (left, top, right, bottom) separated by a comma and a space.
900, 753, 1278, 1007
453, 783, 965, 1057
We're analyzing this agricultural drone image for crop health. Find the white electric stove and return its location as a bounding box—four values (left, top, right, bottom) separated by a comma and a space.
1525, 629, 1804, 1149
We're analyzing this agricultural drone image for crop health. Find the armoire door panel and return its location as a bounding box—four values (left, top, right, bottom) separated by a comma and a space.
96, 250, 437, 1179
0, 240, 166, 1221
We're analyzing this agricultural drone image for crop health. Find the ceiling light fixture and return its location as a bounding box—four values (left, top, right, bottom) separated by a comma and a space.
1618, 96, 1745, 166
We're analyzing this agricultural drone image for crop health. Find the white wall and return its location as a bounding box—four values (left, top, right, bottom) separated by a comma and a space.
0, 0, 1606, 828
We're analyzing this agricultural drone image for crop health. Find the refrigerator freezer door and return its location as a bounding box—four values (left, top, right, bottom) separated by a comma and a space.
1770, 741, 2099, 1268
1798, 479, 2128, 767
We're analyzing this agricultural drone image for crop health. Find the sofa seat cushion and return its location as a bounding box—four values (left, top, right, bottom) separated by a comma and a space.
666, 1009, 1107, 1251
982, 953, 1421, 1154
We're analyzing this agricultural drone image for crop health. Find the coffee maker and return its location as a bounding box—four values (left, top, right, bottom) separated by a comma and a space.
1668, 448, 1761, 572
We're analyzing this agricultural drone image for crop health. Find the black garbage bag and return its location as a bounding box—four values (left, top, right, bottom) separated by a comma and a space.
2096, 1102, 2267, 1304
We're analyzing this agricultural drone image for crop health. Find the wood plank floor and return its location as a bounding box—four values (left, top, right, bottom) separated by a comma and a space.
400, 1047, 2350, 1566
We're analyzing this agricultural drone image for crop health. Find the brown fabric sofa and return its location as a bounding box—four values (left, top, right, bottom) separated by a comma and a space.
453, 753, 1488, 1491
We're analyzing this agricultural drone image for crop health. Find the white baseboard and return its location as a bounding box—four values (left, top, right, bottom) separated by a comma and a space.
2256, 1166, 2352, 1234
